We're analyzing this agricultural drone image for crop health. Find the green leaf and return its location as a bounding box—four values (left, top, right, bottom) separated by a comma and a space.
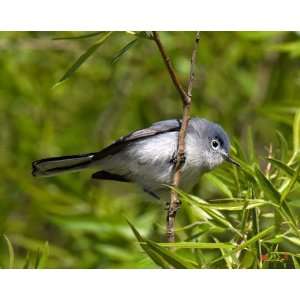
293, 110, 300, 154
282, 235, 300, 247
34, 241, 49, 269
195, 199, 268, 211
292, 256, 300, 269
129, 31, 154, 40
247, 126, 255, 163
280, 166, 300, 203
256, 163, 300, 235
276, 131, 289, 162
289, 199, 300, 207
267, 158, 300, 181
54, 31, 113, 87
128, 220, 197, 269
176, 189, 242, 235
53, 31, 103, 40
240, 250, 256, 269
209, 226, 275, 267
127, 221, 170, 268
271, 41, 300, 58
255, 166, 280, 204
145, 240, 197, 269
158, 242, 234, 249
204, 173, 233, 197
237, 225, 275, 251
3, 235, 14, 268
112, 38, 139, 64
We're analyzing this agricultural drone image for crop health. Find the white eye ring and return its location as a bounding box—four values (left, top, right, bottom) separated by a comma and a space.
211, 139, 220, 150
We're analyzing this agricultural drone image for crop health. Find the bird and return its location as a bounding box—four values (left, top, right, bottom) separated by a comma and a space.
32, 117, 239, 199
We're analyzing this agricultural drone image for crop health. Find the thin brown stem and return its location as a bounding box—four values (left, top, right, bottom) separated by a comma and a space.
152, 31, 200, 242
152, 32, 189, 104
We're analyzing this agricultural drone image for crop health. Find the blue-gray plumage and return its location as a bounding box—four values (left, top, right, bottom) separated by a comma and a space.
32, 117, 239, 199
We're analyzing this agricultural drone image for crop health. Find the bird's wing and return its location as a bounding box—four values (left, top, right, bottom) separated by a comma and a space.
93, 119, 181, 161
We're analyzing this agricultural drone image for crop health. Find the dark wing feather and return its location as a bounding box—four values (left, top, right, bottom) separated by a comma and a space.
92, 171, 130, 182
93, 119, 181, 161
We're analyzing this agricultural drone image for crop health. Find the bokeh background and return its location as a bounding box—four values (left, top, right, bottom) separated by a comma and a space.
0, 31, 299, 268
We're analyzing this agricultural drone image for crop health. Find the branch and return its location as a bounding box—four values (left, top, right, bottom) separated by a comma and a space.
152, 31, 200, 242
152, 32, 189, 104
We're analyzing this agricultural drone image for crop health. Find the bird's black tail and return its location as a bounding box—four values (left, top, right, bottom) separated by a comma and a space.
32, 153, 96, 177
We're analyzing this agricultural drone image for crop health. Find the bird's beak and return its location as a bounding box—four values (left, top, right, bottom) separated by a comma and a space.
223, 153, 240, 167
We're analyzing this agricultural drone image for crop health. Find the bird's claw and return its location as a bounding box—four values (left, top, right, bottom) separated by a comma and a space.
165, 199, 182, 212
170, 152, 186, 167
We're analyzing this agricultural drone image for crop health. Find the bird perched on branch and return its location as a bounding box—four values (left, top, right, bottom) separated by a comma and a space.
32, 118, 239, 199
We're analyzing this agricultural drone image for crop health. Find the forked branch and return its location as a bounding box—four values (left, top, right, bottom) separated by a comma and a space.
152, 31, 200, 242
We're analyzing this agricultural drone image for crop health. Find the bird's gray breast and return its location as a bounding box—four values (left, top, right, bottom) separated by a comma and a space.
99, 131, 205, 195
123, 132, 178, 190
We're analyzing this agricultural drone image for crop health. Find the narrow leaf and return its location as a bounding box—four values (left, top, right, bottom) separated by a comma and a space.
282, 236, 300, 247
280, 166, 300, 203
292, 256, 300, 269
158, 242, 234, 249
247, 126, 255, 162
293, 110, 300, 154
53, 32, 103, 40
209, 226, 275, 267
127, 221, 170, 268
276, 131, 289, 161
54, 31, 113, 87
145, 240, 197, 269
237, 225, 275, 251
112, 38, 138, 64
255, 166, 280, 203
204, 173, 233, 197
34, 241, 49, 269
268, 158, 300, 183
3, 235, 14, 268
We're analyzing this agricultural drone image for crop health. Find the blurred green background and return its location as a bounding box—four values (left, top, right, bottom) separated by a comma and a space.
0, 31, 299, 268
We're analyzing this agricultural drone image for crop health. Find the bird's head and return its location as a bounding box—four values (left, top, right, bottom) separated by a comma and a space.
191, 118, 240, 170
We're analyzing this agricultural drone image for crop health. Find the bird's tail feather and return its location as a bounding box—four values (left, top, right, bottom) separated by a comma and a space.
32, 153, 96, 177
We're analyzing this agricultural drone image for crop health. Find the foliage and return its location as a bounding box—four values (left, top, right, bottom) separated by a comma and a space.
0, 31, 299, 268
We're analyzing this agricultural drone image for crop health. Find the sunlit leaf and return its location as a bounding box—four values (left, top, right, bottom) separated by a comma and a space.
280, 166, 300, 203
292, 256, 300, 269
267, 158, 299, 181
282, 235, 300, 247
237, 225, 275, 251
271, 41, 300, 58
158, 242, 234, 249
3, 235, 14, 268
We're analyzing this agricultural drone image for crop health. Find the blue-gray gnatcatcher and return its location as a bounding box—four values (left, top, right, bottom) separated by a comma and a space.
32, 117, 239, 199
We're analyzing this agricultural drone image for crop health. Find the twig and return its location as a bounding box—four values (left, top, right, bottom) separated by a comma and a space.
152, 31, 200, 242
152, 32, 188, 104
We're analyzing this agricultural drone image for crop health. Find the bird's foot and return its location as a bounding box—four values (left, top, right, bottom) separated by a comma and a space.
165, 199, 182, 212
170, 152, 186, 167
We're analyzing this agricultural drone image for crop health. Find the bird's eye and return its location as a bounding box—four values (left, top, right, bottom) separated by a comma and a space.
211, 139, 220, 150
